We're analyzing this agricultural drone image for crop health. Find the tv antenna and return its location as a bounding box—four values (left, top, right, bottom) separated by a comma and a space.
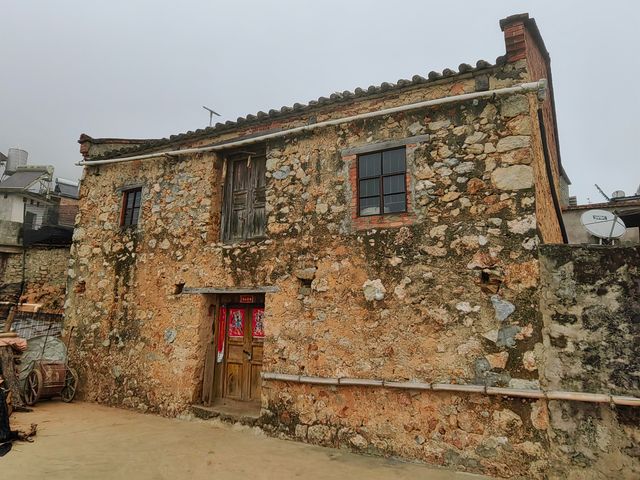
594, 184, 610, 202
203, 106, 221, 127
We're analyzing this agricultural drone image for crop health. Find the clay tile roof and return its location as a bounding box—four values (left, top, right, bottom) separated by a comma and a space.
87, 58, 503, 161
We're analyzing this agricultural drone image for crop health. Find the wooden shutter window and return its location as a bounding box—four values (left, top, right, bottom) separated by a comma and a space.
230, 160, 249, 241
222, 151, 267, 242
248, 156, 266, 239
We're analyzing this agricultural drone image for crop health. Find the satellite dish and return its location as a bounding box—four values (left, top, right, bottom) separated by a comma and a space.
580, 209, 626, 240
611, 190, 626, 199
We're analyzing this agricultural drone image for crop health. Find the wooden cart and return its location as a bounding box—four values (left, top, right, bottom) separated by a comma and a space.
23, 361, 78, 406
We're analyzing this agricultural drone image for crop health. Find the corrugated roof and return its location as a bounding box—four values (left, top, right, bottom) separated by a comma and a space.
85, 57, 506, 161
0, 170, 48, 191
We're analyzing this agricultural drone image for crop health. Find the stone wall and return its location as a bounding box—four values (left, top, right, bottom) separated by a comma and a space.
0, 246, 70, 310
539, 245, 640, 479
501, 14, 567, 230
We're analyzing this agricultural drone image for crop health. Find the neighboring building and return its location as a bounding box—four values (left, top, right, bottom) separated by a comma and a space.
563, 189, 640, 244
0, 149, 79, 310
54, 178, 82, 228
0, 162, 54, 247
66, 14, 638, 479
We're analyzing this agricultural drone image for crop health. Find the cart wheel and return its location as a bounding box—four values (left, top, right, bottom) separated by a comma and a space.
24, 368, 43, 406
61, 368, 78, 403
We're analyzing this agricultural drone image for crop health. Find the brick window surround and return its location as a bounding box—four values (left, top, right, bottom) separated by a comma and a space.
357, 147, 407, 217
342, 136, 426, 231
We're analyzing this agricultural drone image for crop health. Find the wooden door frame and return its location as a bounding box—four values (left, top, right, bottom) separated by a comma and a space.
201, 295, 219, 406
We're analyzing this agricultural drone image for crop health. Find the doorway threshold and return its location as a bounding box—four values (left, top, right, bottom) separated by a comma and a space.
191, 399, 261, 427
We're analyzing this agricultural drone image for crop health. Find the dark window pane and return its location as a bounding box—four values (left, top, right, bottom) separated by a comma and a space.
382, 148, 406, 174
358, 153, 381, 178
383, 174, 405, 195
359, 196, 380, 216
359, 178, 380, 198
384, 193, 406, 213
122, 189, 142, 226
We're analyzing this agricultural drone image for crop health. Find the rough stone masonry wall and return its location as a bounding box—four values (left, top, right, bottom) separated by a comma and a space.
67, 61, 559, 478
66, 154, 215, 414
539, 245, 640, 479
0, 247, 69, 310
260, 94, 549, 479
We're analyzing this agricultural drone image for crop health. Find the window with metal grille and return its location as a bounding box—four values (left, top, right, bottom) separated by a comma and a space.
121, 188, 142, 227
357, 147, 407, 216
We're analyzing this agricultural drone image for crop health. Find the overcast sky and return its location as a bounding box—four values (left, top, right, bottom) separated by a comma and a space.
1, 1, 638, 203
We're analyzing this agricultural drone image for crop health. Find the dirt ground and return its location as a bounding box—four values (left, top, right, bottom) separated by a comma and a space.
3, 401, 489, 480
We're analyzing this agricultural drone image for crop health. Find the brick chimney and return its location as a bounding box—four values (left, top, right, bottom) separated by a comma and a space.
499, 13, 549, 64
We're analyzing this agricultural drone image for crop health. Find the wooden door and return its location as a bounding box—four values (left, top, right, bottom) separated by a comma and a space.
222, 304, 264, 402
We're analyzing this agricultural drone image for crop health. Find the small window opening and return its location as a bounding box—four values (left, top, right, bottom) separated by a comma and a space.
121, 187, 142, 227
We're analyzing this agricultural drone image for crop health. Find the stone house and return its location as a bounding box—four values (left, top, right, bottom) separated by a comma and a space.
65, 13, 639, 479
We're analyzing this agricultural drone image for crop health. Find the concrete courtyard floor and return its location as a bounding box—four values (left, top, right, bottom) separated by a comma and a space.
3, 401, 489, 480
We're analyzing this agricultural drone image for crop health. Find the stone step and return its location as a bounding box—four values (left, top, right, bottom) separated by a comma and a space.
191, 403, 261, 427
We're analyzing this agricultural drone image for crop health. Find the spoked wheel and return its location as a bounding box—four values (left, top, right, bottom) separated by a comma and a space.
61, 368, 78, 403
24, 368, 43, 406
